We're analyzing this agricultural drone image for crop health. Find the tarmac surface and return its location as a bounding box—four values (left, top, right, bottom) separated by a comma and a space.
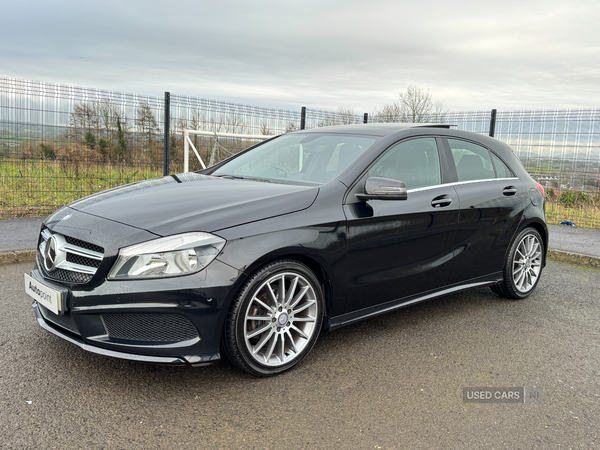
0, 217, 44, 253
546, 223, 600, 258
1, 216, 599, 260
2, 259, 599, 449
2, 218, 600, 448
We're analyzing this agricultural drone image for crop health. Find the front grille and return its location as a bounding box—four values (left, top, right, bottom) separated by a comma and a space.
39, 304, 80, 336
38, 229, 105, 285
101, 314, 199, 343
64, 235, 104, 254
38, 263, 94, 284
66, 252, 102, 268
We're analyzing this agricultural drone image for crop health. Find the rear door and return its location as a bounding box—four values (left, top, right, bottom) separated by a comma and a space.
443, 138, 526, 283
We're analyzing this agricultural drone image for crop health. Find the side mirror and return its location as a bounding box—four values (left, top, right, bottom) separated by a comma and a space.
355, 177, 408, 201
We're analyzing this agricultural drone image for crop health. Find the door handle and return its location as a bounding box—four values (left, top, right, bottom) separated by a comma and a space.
503, 186, 517, 196
431, 195, 452, 208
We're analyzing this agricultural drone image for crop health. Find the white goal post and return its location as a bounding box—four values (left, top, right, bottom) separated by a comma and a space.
183, 129, 274, 173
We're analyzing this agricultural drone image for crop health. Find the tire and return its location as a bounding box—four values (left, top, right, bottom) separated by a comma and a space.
223, 260, 324, 376
490, 227, 544, 299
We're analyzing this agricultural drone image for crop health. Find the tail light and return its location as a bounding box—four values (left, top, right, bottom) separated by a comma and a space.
536, 183, 545, 198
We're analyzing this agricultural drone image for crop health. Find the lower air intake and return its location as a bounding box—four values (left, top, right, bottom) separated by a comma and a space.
101, 313, 199, 343
39, 305, 80, 336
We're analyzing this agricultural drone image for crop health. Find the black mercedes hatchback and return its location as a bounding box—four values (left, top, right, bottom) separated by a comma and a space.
25, 124, 547, 376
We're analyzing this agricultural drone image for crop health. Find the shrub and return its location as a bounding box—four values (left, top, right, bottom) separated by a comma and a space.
56, 143, 102, 176
40, 142, 56, 160
559, 190, 590, 208
84, 131, 96, 149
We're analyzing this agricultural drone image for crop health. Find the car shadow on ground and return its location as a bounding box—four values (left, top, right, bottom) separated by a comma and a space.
30, 283, 538, 393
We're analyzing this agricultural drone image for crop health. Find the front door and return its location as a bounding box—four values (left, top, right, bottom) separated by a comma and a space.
342, 137, 459, 315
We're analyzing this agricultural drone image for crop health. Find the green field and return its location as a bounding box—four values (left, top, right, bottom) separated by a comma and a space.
545, 202, 600, 229
0, 158, 162, 218
2, 157, 600, 229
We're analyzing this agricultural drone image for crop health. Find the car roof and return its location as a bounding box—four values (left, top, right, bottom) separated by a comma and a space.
296, 123, 452, 137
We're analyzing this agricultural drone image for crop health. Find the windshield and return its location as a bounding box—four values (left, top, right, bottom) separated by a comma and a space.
211, 133, 377, 185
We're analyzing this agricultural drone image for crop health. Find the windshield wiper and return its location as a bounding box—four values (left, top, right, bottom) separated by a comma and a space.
213, 174, 271, 183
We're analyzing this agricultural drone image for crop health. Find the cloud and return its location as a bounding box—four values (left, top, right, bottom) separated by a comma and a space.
1, 0, 599, 112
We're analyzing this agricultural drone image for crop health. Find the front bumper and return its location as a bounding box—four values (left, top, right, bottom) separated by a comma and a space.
30, 208, 247, 366
31, 257, 242, 366
34, 302, 205, 365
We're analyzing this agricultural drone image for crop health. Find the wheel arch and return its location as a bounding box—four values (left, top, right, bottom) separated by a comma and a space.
220, 254, 330, 375
518, 219, 549, 267
492, 217, 548, 292
234, 251, 335, 330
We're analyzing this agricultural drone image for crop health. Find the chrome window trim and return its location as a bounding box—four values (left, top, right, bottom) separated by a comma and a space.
406, 177, 519, 194
441, 177, 519, 188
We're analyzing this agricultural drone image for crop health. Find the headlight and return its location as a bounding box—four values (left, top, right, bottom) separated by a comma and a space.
108, 232, 225, 280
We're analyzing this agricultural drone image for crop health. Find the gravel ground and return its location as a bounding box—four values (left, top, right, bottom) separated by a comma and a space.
1, 260, 600, 449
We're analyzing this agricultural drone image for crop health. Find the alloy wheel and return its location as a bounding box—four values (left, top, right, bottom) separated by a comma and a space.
511, 233, 543, 294
242, 271, 319, 367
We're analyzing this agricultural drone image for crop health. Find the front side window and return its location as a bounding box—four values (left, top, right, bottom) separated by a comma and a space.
368, 137, 441, 190
449, 139, 495, 182
212, 133, 377, 185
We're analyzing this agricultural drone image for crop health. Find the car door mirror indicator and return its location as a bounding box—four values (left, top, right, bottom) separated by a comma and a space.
356, 177, 408, 201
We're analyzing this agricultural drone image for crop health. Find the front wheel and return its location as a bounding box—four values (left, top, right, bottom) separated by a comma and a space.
223, 260, 324, 376
491, 228, 544, 299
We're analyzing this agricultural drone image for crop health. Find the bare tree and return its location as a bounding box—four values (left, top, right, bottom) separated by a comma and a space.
135, 102, 159, 148
317, 114, 338, 128
209, 113, 246, 134
285, 122, 299, 133
374, 86, 447, 123
68, 102, 102, 142
260, 122, 273, 135
97, 101, 121, 144
177, 110, 209, 165
375, 102, 401, 123
337, 107, 358, 125
68, 100, 130, 163
316, 107, 359, 128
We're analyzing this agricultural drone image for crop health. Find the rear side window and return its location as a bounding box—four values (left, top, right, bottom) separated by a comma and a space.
368, 137, 441, 190
490, 152, 514, 178
448, 139, 495, 182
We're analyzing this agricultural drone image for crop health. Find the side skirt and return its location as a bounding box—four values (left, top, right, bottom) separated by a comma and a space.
328, 272, 503, 330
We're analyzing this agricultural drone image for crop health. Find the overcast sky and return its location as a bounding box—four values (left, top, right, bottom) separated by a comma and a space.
1, 0, 599, 114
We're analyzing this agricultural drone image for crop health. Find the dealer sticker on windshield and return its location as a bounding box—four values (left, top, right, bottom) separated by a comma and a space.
24, 273, 62, 315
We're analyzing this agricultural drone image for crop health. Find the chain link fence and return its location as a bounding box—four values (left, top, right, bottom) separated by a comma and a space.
2, 76, 599, 227
443, 110, 600, 228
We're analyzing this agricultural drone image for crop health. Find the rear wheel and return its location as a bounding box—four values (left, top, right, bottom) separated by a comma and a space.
224, 260, 324, 376
491, 228, 544, 299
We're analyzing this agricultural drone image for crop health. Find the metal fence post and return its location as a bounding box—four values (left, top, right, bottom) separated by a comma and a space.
300, 107, 306, 130
489, 108, 497, 137
363, 113, 368, 124
164, 92, 170, 176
